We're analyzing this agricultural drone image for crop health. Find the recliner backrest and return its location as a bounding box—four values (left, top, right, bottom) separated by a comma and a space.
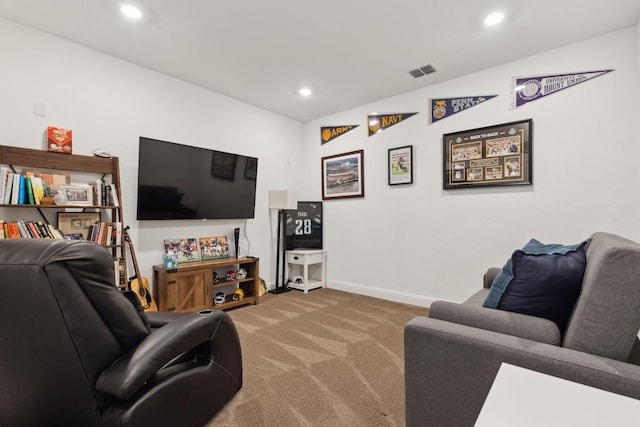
563, 232, 640, 361
0, 239, 150, 426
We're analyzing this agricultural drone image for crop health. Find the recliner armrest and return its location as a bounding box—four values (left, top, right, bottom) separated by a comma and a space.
97, 310, 237, 400
146, 310, 192, 329
429, 300, 561, 345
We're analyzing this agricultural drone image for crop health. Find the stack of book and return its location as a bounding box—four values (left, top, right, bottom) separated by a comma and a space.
0, 219, 64, 239
87, 221, 123, 246
0, 167, 47, 205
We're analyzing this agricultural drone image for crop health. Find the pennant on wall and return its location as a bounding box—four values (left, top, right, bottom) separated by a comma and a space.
321, 125, 359, 145
513, 69, 613, 108
367, 113, 418, 136
430, 95, 497, 123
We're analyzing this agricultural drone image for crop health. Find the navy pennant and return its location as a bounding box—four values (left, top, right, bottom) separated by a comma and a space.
367, 113, 418, 136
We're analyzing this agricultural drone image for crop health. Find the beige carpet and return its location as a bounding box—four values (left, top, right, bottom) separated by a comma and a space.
209, 288, 427, 426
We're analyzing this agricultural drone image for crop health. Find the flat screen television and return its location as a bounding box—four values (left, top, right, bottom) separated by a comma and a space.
137, 137, 258, 220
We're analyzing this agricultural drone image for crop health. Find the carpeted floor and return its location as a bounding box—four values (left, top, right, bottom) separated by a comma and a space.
208, 288, 427, 426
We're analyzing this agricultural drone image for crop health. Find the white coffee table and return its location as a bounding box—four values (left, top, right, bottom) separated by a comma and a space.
475, 363, 640, 426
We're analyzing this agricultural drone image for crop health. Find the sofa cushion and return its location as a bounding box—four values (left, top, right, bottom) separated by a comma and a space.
483, 238, 589, 333
563, 232, 640, 361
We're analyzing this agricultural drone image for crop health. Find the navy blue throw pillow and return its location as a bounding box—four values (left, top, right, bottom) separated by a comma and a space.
483, 238, 590, 333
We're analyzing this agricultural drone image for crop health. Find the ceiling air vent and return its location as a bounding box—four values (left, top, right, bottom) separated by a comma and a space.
409, 64, 437, 78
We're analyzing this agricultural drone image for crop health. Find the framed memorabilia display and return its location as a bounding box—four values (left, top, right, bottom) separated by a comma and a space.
388, 145, 413, 185
163, 238, 201, 263
199, 236, 230, 260
321, 150, 364, 200
57, 184, 93, 205
57, 212, 101, 239
443, 119, 532, 189
285, 201, 323, 250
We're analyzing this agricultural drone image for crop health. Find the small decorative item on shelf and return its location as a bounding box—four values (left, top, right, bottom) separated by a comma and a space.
233, 289, 244, 301
163, 253, 178, 269
214, 292, 226, 306
46, 126, 73, 154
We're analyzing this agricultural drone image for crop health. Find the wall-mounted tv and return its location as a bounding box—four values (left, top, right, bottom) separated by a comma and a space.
137, 137, 258, 220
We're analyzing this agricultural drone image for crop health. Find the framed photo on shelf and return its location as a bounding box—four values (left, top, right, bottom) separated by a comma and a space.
388, 145, 413, 185
57, 184, 93, 206
57, 212, 101, 239
443, 119, 532, 190
164, 238, 201, 263
321, 150, 364, 200
199, 236, 229, 260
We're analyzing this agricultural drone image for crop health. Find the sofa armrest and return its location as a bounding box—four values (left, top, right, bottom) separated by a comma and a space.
429, 300, 561, 345
404, 317, 640, 427
483, 267, 501, 288
97, 310, 240, 400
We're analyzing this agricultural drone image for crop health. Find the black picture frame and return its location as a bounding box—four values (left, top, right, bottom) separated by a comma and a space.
443, 119, 532, 189
388, 145, 413, 185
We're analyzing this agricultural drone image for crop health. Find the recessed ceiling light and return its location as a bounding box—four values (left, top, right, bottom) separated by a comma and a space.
484, 12, 505, 26
298, 87, 312, 97
120, 4, 143, 20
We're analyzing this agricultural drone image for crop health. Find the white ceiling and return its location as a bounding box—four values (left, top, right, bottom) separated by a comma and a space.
1, 1, 639, 122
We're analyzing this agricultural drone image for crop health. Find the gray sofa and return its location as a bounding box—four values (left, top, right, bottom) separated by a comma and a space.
404, 232, 640, 426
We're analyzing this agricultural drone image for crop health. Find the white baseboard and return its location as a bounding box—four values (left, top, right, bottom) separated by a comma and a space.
326, 280, 436, 308
266, 279, 439, 308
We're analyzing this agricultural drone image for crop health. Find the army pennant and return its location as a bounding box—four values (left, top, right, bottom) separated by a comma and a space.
367, 113, 418, 136
430, 95, 497, 123
321, 125, 359, 144
513, 69, 613, 108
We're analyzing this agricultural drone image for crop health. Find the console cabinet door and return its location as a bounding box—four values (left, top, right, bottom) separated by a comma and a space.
165, 269, 210, 312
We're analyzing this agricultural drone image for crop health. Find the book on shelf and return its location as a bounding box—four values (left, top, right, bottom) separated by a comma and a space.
109, 184, 119, 206
10, 174, 20, 204
0, 167, 10, 202
3, 173, 14, 204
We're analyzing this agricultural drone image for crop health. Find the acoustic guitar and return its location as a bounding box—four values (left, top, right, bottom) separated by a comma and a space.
124, 226, 158, 312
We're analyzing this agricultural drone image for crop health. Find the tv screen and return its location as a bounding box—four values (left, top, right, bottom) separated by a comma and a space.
137, 137, 258, 220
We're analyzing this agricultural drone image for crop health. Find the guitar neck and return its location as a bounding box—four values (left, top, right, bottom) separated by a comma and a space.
124, 228, 143, 280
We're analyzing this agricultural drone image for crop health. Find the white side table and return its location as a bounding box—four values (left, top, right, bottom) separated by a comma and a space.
285, 250, 326, 293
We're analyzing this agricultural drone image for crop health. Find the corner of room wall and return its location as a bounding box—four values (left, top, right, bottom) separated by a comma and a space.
301, 25, 640, 305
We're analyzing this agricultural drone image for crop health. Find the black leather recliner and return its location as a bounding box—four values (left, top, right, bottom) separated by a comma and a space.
0, 239, 242, 427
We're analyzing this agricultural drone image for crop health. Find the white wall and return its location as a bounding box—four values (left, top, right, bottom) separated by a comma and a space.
0, 17, 303, 284
2, 18, 639, 307
301, 26, 640, 306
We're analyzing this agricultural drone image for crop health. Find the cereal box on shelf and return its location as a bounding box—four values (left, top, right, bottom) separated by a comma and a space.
46, 126, 72, 154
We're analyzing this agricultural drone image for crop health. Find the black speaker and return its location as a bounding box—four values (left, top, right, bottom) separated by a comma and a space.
234, 227, 240, 258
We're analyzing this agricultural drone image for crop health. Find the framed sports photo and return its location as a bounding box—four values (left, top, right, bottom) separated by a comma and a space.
388, 145, 413, 185
443, 119, 532, 189
199, 236, 229, 260
57, 212, 101, 239
321, 150, 364, 200
164, 238, 201, 263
